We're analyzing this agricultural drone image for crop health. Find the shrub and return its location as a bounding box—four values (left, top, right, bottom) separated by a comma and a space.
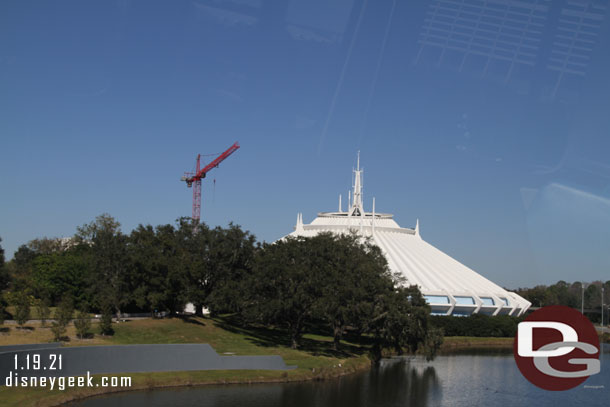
36, 298, 51, 327
99, 303, 114, 336
51, 296, 74, 341
429, 314, 523, 337
56, 296, 74, 323
14, 292, 31, 328
74, 309, 92, 339
0, 300, 5, 326
50, 320, 66, 341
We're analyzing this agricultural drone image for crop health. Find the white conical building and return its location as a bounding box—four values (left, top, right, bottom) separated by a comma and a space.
284, 153, 531, 317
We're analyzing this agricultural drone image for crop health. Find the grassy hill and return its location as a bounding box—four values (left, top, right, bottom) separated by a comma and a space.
0, 315, 531, 407
0, 316, 371, 407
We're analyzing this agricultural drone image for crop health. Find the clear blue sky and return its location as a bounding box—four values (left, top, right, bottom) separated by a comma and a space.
1, 0, 609, 288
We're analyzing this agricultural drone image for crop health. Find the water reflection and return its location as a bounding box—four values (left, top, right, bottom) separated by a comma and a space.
332, 357, 442, 407
69, 346, 609, 407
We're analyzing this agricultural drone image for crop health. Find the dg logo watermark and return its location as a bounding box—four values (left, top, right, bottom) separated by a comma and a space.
514, 305, 600, 391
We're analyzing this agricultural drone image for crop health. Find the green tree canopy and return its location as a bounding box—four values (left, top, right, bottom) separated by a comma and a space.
313, 233, 394, 350
76, 214, 128, 315
204, 223, 257, 316
127, 222, 187, 315
29, 250, 91, 307
0, 237, 8, 291
245, 235, 328, 349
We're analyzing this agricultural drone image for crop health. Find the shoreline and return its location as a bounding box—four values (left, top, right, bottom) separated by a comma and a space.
439, 336, 514, 352
1, 317, 520, 407
43, 336, 516, 407
25, 355, 373, 407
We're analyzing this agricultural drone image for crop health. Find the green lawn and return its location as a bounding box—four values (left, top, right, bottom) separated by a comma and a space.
440, 336, 514, 351
0, 316, 371, 407
0, 316, 523, 407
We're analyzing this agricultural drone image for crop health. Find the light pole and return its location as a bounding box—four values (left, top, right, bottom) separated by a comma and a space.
581, 282, 585, 315
602, 286, 605, 328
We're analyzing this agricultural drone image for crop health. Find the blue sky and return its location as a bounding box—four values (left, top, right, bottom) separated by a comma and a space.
1, 0, 609, 288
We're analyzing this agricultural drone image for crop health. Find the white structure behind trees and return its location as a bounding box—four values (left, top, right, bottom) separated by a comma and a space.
284, 154, 531, 317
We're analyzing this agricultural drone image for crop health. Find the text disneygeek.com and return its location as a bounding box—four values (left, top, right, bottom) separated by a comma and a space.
5, 371, 132, 391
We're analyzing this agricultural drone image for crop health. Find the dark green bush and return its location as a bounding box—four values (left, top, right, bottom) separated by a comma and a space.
430, 314, 523, 337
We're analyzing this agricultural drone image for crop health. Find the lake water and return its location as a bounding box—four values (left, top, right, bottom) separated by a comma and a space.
67, 345, 609, 407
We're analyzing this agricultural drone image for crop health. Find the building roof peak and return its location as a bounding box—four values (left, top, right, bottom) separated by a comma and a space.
349, 151, 364, 216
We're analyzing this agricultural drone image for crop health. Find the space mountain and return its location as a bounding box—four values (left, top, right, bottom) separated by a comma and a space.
283, 155, 531, 317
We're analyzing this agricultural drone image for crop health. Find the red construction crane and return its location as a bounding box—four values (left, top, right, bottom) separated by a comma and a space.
181, 142, 240, 222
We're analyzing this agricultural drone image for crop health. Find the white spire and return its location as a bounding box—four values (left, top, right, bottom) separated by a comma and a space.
415, 218, 420, 238
360, 199, 364, 236
350, 151, 364, 216
348, 190, 351, 213
372, 197, 376, 236
295, 213, 304, 234
339, 194, 342, 212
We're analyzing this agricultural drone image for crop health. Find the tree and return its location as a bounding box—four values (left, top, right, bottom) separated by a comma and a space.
0, 238, 7, 326
422, 327, 444, 361
50, 318, 66, 342
366, 285, 440, 362
14, 292, 31, 328
127, 222, 187, 316
13, 244, 37, 267
245, 235, 328, 349
125, 219, 256, 318
127, 224, 167, 314
9, 245, 38, 293
74, 308, 92, 339
30, 251, 91, 306
0, 295, 5, 326
174, 219, 209, 317
77, 214, 129, 316
243, 233, 441, 353
0, 237, 8, 291
514, 281, 587, 310
99, 301, 114, 336
51, 296, 74, 341
549, 280, 578, 308
203, 223, 257, 316
36, 297, 51, 327
27, 238, 66, 254
313, 233, 395, 350
585, 282, 602, 310
522, 285, 547, 307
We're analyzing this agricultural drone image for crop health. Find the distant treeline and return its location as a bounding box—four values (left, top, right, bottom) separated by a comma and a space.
514, 280, 609, 323
0, 214, 442, 360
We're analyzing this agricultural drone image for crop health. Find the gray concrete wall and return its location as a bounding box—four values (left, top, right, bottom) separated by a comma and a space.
1, 343, 295, 385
